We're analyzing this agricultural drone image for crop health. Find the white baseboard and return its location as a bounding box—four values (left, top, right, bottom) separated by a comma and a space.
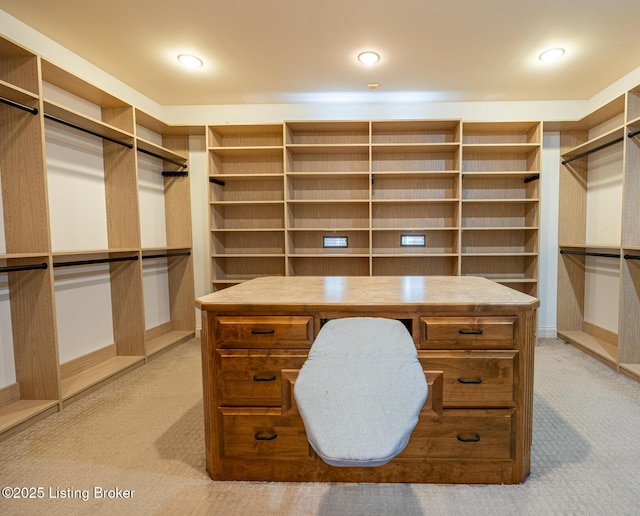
537, 327, 558, 339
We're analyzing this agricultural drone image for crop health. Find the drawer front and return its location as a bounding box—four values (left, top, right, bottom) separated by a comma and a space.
220, 409, 311, 460
400, 410, 513, 460
421, 317, 516, 349
219, 350, 308, 406
419, 351, 516, 408
216, 316, 313, 348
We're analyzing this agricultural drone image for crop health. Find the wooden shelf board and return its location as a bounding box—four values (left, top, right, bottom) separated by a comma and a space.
287, 171, 369, 178
0, 400, 59, 434
372, 253, 458, 258
558, 330, 618, 365
371, 171, 460, 179
286, 144, 369, 153
146, 330, 194, 357
0, 80, 39, 105
462, 171, 540, 179
372, 198, 459, 204
136, 137, 188, 163
43, 100, 134, 142
462, 226, 538, 231
462, 252, 537, 257
462, 198, 539, 204
620, 364, 640, 381
0, 252, 49, 260
462, 143, 539, 153
61, 355, 144, 400
558, 243, 621, 250
209, 146, 283, 156
372, 227, 458, 232
561, 126, 625, 161
52, 248, 139, 257
211, 228, 285, 233
371, 143, 460, 152
210, 173, 284, 180
210, 200, 284, 206
213, 253, 285, 258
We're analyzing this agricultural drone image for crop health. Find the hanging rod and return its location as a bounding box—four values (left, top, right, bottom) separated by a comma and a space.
560, 250, 620, 259
142, 251, 191, 260
44, 113, 134, 149
53, 255, 139, 268
624, 254, 640, 260
628, 129, 640, 139
162, 171, 188, 177
524, 174, 540, 184
561, 136, 624, 165
209, 177, 226, 186
137, 147, 187, 168
0, 262, 48, 273
0, 96, 38, 115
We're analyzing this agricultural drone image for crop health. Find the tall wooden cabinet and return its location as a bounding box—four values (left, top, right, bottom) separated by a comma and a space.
208, 120, 541, 296
557, 87, 640, 383
0, 35, 196, 438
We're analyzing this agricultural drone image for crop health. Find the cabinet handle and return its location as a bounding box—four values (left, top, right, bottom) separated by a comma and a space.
459, 329, 483, 335
458, 377, 483, 384
254, 432, 278, 441
251, 329, 275, 335
457, 434, 481, 443
253, 374, 276, 382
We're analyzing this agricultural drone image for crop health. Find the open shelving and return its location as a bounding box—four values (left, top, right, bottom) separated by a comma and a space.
0, 35, 196, 438
208, 119, 540, 297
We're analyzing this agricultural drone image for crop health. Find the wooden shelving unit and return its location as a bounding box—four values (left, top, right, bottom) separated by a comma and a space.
0, 35, 196, 438
556, 90, 640, 382
208, 120, 540, 296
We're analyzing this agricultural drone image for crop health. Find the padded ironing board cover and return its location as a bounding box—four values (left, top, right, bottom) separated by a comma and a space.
294, 317, 428, 467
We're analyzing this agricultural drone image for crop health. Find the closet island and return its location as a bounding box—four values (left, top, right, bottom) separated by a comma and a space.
197, 275, 539, 484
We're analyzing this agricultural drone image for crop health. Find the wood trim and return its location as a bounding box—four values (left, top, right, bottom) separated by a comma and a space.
145, 320, 173, 341
60, 343, 117, 381
0, 383, 20, 408
582, 321, 618, 347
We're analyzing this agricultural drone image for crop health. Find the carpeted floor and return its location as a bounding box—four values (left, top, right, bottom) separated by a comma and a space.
0, 338, 639, 516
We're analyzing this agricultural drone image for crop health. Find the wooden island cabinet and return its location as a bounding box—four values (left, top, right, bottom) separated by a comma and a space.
197, 275, 539, 484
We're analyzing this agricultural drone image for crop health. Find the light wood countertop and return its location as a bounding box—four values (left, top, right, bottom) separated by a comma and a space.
196, 276, 539, 313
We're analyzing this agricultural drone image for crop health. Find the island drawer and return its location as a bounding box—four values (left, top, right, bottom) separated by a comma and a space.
219, 408, 312, 460
420, 316, 517, 349
418, 350, 516, 408
400, 409, 513, 460
216, 316, 313, 348
218, 350, 308, 406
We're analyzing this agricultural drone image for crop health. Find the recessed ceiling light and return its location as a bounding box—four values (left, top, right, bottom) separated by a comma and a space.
358, 51, 380, 66
539, 48, 565, 63
177, 54, 203, 69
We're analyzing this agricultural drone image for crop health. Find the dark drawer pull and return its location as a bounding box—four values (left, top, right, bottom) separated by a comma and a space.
251, 329, 275, 335
255, 432, 278, 441
457, 434, 481, 443
253, 374, 276, 382
459, 329, 483, 335
458, 377, 483, 384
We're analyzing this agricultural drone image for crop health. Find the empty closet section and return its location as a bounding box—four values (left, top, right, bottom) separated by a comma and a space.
461, 122, 541, 295
0, 256, 58, 435
557, 95, 625, 366
135, 110, 195, 354
41, 61, 138, 251
0, 39, 49, 256
52, 251, 145, 403
208, 124, 285, 291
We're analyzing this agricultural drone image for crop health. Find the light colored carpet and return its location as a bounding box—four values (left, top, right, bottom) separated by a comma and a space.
0, 338, 639, 516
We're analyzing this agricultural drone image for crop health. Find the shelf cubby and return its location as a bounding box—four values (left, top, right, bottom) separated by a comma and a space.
213, 255, 285, 281
0, 37, 40, 95
372, 172, 459, 200
371, 145, 460, 173
462, 175, 539, 200
211, 202, 284, 230
212, 230, 285, 255
372, 229, 458, 255
372, 200, 459, 229
211, 175, 284, 202
462, 121, 541, 145
287, 173, 369, 201
461, 228, 537, 254
371, 120, 460, 145
461, 200, 538, 228
372, 256, 459, 276
288, 256, 369, 276
286, 121, 369, 145
288, 229, 370, 255
287, 201, 369, 229
209, 124, 283, 148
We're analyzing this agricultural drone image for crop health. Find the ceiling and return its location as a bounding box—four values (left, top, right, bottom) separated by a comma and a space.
2, 0, 640, 106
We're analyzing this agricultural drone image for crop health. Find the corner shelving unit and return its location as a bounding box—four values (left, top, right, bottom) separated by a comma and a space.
0, 35, 196, 438
557, 94, 626, 371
